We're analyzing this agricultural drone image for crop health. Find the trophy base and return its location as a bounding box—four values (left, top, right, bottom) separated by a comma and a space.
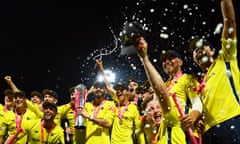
75, 125, 86, 129
120, 45, 137, 55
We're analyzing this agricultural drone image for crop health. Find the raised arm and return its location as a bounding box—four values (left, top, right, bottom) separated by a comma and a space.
95, 59, 118, 102
135, 37, 171, 114
4, 76, 20, 92
221, 0, 236, 39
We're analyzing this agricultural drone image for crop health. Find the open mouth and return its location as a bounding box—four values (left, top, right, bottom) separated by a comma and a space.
154, 114, 162, 121
129, 88, 134, 92
200, 56, 209, 63
95, 90, 102, 95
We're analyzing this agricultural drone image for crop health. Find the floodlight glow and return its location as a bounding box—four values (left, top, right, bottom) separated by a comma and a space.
97, 69, 116, 83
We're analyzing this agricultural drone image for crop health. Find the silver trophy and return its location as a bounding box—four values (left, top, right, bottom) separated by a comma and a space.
74, 84, 87, 129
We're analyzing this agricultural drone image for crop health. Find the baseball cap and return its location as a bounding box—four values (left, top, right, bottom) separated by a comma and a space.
93, 81, 106, 89
160, 50, 182, 61
4, 89, 14, 97
30, 91, 43, 100
113, 82, 127, 91
128, 77, 137, 84
188, 38, 211, 52
14, 90, 26, 98
42, 89, 58, 99
42, 101, 57, 112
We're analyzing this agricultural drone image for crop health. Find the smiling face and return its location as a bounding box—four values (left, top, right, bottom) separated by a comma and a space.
193, 45, 215, 70
93, 86, 105, 99
4, 96, 15, 109
15, 95, 27, 110
117, 89, 128, 104
162, 57, 182, 76
31, 95, 42, 105
43, 106, 57, 121
144, 100, 162, 126
128, 81, 138, 100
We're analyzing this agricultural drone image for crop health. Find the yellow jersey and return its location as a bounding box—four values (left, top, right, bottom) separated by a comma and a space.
158, 74, 200, 144
85, 100, 116, 144
201, 37, 240, 132
25, 119, 65, 144
0, 109, 37, 144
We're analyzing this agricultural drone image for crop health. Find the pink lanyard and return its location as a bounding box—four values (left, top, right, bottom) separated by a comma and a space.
133, 97, 138, 105
93, 100, 105, 118
199, 73, 207, 93
4, 106, 8, 112
167, 71, 183, 94
15, 111, 23, 130
41, 121, 55, 144
193, 73, 207, 93
118, 101, 129, 123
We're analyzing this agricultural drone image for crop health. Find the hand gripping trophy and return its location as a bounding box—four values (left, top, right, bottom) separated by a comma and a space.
74, 84, 88, 129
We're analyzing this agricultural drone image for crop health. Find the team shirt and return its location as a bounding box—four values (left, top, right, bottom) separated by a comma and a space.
158, 73, 200, 144
143, 124, 160, 144
201, 37, 240, 132
84, 100, 116, 144
0, 104, 10, 142
25, 119, 65, 144
0, 104, 6, 123
111, 102, 144, 144
0, 109, 37, 143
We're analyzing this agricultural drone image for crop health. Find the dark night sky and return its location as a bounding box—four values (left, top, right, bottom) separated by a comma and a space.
0, 0, 239, 105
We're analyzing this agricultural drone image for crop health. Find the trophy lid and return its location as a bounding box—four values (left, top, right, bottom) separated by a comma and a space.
119, 21, 146, 55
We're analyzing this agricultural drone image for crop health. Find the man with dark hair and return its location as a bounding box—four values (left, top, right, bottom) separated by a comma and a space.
0, 89, 15, 114
127, 77, 139, 105
141, 97, 162, 144
0, 90, 37, 143
25, 101, 65, 143
30, 91, 43, 105
42, 89, 59, 104
188, 0, 240, 143
4, 76, 72, 127
64, 85, 87, 144
135, 38, 203, 144
0, 89, 15, 142
77, 80, 116, 144
95, 59, 145, 144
